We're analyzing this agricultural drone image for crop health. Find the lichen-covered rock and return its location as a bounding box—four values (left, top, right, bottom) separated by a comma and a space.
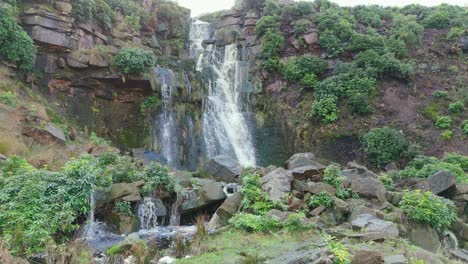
181, 178, 226, 213
285, 152, 316, 169
409, 223, 441, 252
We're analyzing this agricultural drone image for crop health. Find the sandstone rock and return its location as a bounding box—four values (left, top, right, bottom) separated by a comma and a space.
306, 182, 335, 195
117, 214, 139, 235
291, 163, 326, 181
208, 192, 242, 229
413, 171, 456, 195
30, 26, 70, 49
409, 223, 441, 252
55, 1, 72, 13
303, 31, 318, 46
451, 217, 468, 241
348, 204, 377, 222
351, 249, 384, 264
181, 179, 226, 212
45, 122, 66, 142
352, 214, 399, 241
383, 255, 407, 264
350, 177, 386, 202
110, 182, 142, 201
261, 168, 292, 202
285, 152, 316, 169
203, 155, 241, 182
310, 205, 326, 216
265, 209, 291, 221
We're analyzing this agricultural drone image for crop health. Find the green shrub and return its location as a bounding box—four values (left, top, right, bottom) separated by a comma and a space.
463, 120, 468, 135
354, 50, 414, 79
0, 155, 110, 255
397, 155, 467, 183
347, 93, 372, 115
335, 187, 358, 200
71, 0, 95, 22
391, 15, 424, 47
0, 91, 16, 107
293, 19, 312, 37
399, 190, 456, 232
264, 0, 279, 16
423, 10, 450, 29
0, 10, 37, 72
283, 212, 310, 232
140, 95, 160, 113
239, 172, 275, 215
135, 163, 174, 195
261, 29, 284, 59
283, 55, 327, 83
112, 48, 155, 75
348, 32, 385, 53
319, 30, 344, 58
432, 90, 449, 99
435, 116, 451, 129
113, 201, 133, 216
448, 101, 464, 113
315, 71, 377, 100
229, 213, 282, 232
442, 152, 468, 172
362, 127, 408, 166
441, 130, 452, 140
323, 235, 352, 264
323, 165, 341, 188
105, 155, 140, 183
90, 132, 110, 145
378, 175, 394, 191
255, 16, 279, 37
447, 27, 466, 40
309, 192, 333, 208
384, 37, 408, 58
311, 96, 339, 124
301, 73, 318, 90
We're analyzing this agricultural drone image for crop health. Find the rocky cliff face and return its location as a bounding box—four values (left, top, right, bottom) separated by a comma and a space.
19, 0, 203, 150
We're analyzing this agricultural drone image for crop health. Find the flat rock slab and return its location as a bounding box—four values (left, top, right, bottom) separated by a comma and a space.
352, 214, 399, 241
413, 171, 456, 195
261, 168, 292, 202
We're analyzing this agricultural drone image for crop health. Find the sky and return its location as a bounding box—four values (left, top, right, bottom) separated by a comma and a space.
176, 0, 468, 17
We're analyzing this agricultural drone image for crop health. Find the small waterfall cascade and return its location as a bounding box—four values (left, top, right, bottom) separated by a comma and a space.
189, 19, 256, 167
138, 197, 160, 230
153, 66, 180, 168
82, 191, 97, 239
169, 194, 183, 226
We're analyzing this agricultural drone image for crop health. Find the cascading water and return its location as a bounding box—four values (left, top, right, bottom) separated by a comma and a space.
153, 66, 180, 168
138, 197, 160, 230
189, 19, 256, 167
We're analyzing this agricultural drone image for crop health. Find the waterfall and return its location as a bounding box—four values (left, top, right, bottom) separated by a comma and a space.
82, 191, 97, 239
138, 198, 160, 230
153, 66, 179, 168
189, 19, 256, 167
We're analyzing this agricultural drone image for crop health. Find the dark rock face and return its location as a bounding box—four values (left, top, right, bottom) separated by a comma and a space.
413, 171, 456, 195
203, 155, 242, 182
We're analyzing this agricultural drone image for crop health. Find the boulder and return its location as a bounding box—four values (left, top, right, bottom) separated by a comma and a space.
208, 192, 242, 229
54, 1, 73, 13
451, 217, 468, 241
45, 122, 66, 142
459, 36, 468, 51
285, 152, 316, 169
266, 248, 328, 264
260, 168, 293, 202
306, 182, 336, 195
203, 155, 241, 182
350, 177, 386, 202
265, 209, 292, 222
383, 255, 407, 264
116, 214, 139, 235
106, 233, 147, 255
181, 179, 226, 212
0, 153, 7, 160
303, 31, 318, 46
110, 181, 144, 201
290, 163, 326, 181
351, 249, 384, 264
351, 214, 399, 241
409, 223, 441, 252
413, 171, 456, 195
131, 148, 167, 165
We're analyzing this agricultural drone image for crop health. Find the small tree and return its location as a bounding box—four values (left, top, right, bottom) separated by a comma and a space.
362, 127, 408, 166
112, 48, 155, 75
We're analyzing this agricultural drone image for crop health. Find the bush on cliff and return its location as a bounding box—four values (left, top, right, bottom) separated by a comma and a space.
112, 48, 156, 75
362, 127, 408, 167
0, 8, 37, 72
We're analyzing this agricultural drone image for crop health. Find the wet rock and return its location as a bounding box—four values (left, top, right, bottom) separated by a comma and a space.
116, 214, 139, 235
260, 168, 293, 202
383, 255, 407, 264
106, 233, 147, 256
203, 155, 241, 182
45, 122, 66, 142
285, 152, 316, 169
265, 248, 328, 264
291, 163, 326, 181
351, 249, 384, 264
181, 179, 226, 212
208, 192, 242, 229
110, 181, 144, 201
413, 171, 456, 195
352, 214, 399, 241
409, 223, 441, 252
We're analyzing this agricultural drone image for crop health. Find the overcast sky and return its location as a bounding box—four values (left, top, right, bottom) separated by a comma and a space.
176, 0, 468, 17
